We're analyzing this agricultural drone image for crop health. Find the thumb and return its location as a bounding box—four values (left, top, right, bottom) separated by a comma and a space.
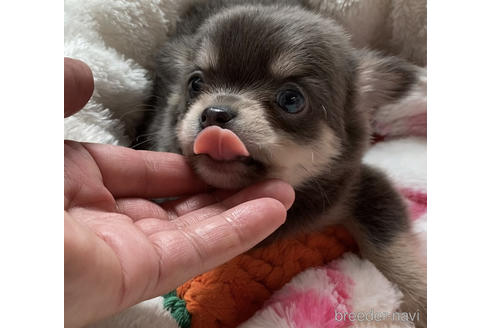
64, 57, 94, 117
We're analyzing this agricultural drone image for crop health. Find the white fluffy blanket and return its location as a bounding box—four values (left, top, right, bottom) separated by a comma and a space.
65, 1, 426, 327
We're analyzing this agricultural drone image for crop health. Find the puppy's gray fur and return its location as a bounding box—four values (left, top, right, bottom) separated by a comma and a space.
137, 1, 426, 326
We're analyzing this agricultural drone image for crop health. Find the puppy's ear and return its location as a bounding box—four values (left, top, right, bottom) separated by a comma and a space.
356, 50, 427, 137
356, 49, 422, 110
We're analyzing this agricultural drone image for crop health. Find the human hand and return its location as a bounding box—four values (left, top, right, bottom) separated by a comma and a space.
64, 58, 295, 327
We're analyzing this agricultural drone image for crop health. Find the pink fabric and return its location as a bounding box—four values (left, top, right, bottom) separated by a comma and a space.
400, 188, 427, 221
263, 268, 353, 328
405, 113, 427, 137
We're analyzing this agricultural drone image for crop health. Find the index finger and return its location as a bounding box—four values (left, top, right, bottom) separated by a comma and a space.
81, 142, 209, 198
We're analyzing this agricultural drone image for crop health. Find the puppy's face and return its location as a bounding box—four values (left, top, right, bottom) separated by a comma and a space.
152, 6, 366, 189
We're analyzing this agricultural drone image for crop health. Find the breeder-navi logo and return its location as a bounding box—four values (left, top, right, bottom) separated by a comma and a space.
335, 309, 421, 323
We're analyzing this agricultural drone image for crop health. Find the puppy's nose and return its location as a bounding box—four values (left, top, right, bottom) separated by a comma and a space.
200, 107, 236, 128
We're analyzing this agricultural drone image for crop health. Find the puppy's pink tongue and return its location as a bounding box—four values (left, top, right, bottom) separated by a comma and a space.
193, 126, 250, 161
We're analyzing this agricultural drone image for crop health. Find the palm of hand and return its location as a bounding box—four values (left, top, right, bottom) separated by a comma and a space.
64, 140, 292, 327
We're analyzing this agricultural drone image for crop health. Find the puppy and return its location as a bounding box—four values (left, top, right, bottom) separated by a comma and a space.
138, 0, 427, 326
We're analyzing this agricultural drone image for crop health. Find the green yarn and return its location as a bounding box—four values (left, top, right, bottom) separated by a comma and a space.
163, 290, 191, 328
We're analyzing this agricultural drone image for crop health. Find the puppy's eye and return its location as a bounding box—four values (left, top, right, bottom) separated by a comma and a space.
188, 75, 203, 98
276, 89, 305, 114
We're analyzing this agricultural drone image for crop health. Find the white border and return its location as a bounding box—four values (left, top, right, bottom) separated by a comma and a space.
429, 1, 492, 327
0, 1, 62, 326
